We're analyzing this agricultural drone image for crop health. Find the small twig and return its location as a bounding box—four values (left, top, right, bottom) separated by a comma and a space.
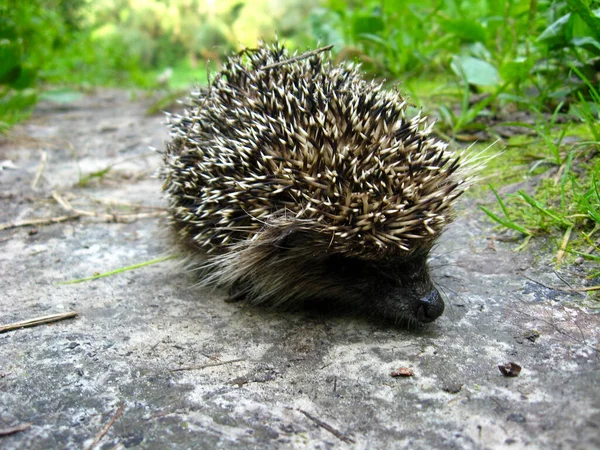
553, 270, 574, 289
85, 404, 125, 450
522, 275, 596, 294
57, 255, 178, 285
31, 150, 48, 189
297, 408, 356, 444
0, 423, 32, 436
51, 190, 166, 223
261, 45, 334, 70
0, 214, 81, 231
76, 151, 156, 187
555, 225, 572, 266
0, 311, 78, 333
573, 285, 600, 292
170, 358, 245, 372
522, 275, 560, 291
561, 304, 587, 344
52, 190, 74, 211
108, 211, 167, 221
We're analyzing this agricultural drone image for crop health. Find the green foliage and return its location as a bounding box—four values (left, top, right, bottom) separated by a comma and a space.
483, 156, 600, 259
0, 0, 322, 132
481, 136, 600, 261
486, 66, 599, 254
313, 0, 600, 131
0, 2, 44, 132
480, 186, 533, 236
0, 0, 128, 132
451, 56, 501, 87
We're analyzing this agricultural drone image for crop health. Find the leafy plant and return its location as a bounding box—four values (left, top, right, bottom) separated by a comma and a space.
0, 5, 40, 132
480, 185, 533, 236
482, 148, 600, 262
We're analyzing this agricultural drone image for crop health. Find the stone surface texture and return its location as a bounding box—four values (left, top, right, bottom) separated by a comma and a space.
0, 91, 598, 449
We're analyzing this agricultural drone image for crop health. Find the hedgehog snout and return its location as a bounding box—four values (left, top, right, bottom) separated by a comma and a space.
378, 283, 445, 325
415, 288, 445, 323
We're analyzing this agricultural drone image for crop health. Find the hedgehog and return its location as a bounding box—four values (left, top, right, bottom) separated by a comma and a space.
161, 43, 473, 326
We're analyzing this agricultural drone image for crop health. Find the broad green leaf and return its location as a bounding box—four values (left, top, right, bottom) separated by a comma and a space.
571, 36, 600, 55
537, 13, 572, 43
566, 0, 600, 38
451, 55, 501, 87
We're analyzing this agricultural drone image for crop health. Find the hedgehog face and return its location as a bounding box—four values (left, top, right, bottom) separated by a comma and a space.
213, 227, 444, 325
370, 254, 445, 324
320, 250, 444, 324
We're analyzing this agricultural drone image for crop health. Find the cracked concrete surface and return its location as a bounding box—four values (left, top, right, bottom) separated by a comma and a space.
1, 90, 598, 449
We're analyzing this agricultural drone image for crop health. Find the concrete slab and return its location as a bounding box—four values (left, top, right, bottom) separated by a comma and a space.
0, 90, 598, 449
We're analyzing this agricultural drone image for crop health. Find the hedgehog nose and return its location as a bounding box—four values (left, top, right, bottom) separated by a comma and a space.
417, 289, 445, 323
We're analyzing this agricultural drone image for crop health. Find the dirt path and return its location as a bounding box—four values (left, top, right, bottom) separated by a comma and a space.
0, 91, 598, 449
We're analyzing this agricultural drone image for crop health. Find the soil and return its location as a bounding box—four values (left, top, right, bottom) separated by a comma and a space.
0, 90, 598, 449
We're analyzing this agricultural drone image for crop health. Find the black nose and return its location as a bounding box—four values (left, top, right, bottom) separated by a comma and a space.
416, 289, 445, 323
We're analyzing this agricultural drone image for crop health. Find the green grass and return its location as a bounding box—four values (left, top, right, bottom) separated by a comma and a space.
57, 255, 178, 285
481, 140, 599, 265
483, 63, 598, 272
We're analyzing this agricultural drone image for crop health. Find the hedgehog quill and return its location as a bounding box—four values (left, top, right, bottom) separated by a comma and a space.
162, 43, 474, 325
